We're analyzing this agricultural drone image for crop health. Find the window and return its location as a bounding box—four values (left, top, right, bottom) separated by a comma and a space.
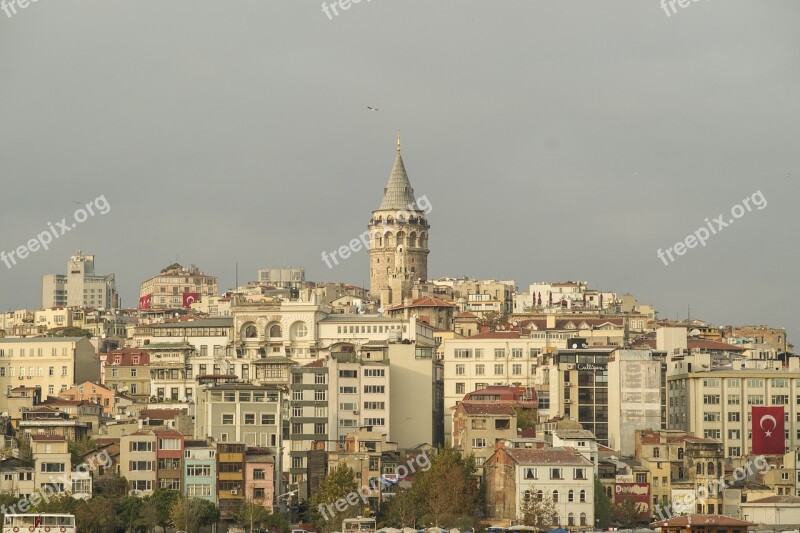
315, 390, 327, 401
130, 441, 152, 452
728, 394, 741, 405
524, 468, 537, 479
704, 412, 721, 422
653, 447, 660, 458
475, 364, 485, 375
772, 395, 790, 405
552, 490, 559, 503
456, 364, 465, 376
568, 490, 574, 503
41, 463, 65, 473
261, 414, 275, 425
728, 429, 741, 439
704, 429, 721, 439
747, 395, 765, 405
494, 364, 504, 375
187, 465, 211, 476
159, 439, 180, 451
494, 348, 505, 359
472, 438, 486, 448
364, 385, 384, 394
187, 484, 212, 496
579, 490, 586, 503
222, 414, 234, 425
728, 412, 741, 422
512, 364, 522, 375
254, 469, 266, 480
703, 395, 720, 405
550, 468, 562, 479
129, 461, 153, 471
574, 468, 586, 480
364, 368, 384, 377
244, 414, 255, 425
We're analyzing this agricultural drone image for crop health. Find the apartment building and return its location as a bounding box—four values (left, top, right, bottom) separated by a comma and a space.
548, 346, 617, 446
103, 347, 151, 400
608, 349, 666, 455
195, 382, 283, 448
121, 431, 158, 496
184, 440, 217, 503
217, 442, 246, 519
42, 250, 118, 309
634, 429, 725, 516
59, 381, 116, 414
32, 435, 91, 499
154, 429, 184, 491
139, 263, 218, 309
442, 331, 572, 442
257, 267, 305, 289
485, 446, 595, 528
452, 402, 517, 469
0, 458, 35, 497
146, 342, 195, 403
327, 427, 400, 512
0, 337, 100, 403
667, 353, 800, 460
244, 447, 275, 510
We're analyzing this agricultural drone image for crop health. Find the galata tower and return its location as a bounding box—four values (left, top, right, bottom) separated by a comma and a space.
368, 133, 430, 306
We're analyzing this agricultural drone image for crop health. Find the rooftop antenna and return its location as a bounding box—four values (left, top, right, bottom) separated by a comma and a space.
235, 262, 238, 291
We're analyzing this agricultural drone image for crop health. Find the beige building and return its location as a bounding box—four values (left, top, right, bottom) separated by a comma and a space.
41, 250, 118, 309
452, 402, 517, 469
667, 353, 800, 461
368, 135, 430, 306
139, 263, 218, 309
120, 430, 158, 496
634, 429, 725, 516
0, 337, 100, 404
103, 347, 152, 400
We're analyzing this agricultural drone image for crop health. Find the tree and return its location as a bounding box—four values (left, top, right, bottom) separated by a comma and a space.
148, 488, 180, 533
50, 326, 93, 338
29, 493, 78, 514
594, 475, 612, 529
115, 496, 146, 533
518, 495, 558, 532
68, 437, 97, 466
382, 487, 416, 528
171, 496, 220, 533
612, 495, 648, 528
75, 496, 118, 533
235, 499, 271, 533
514, 407, 537, 431
308, 463, 360, 533
94, 475, 129, 497
411, 447, 478, 529
262, 511, 291, 533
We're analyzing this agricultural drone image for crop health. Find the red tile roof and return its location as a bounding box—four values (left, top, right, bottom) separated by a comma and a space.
139, 409, 184, 420
388, 297, 457, 310
102, 348, 151, 365
651, 515, 755, 528
501, 447, 592, 466
304, 359, 326, 368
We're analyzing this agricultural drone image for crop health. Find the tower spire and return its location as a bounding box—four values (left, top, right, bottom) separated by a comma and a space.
396, 130, 401, 153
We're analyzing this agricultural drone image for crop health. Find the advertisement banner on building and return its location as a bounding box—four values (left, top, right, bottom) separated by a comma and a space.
671, 489, 697, 515
615, 483, 650, 505
138, 294, 152, 309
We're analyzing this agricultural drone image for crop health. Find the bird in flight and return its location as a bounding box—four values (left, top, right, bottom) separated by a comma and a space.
366, 106, 379, 111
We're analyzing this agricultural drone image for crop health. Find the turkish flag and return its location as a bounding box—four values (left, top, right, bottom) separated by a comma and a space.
752, 406, 785, 455
138, 294, 151, 309
182, 292, 199, 308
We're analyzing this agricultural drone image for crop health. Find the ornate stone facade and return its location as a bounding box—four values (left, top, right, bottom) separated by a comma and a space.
368, 135, 430, 306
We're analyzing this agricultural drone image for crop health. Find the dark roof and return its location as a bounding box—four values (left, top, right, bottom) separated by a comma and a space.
458, 402, 516, 416
139, 409, 185, 420
500, 447, 592, 466
746, 495, 800, 505
31, 435, 66, 442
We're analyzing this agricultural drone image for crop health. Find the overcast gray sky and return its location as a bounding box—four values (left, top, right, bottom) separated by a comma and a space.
1, 1, 798, 344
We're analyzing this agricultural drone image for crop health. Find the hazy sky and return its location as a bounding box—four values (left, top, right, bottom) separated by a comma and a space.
1, 1, 798, 344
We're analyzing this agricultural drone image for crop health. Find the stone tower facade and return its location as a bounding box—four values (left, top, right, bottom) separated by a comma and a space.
368, 134, 429, 306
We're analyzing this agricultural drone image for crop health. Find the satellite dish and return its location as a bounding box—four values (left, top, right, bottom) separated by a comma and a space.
377, 308, 384, 314
690, 328, 701, 336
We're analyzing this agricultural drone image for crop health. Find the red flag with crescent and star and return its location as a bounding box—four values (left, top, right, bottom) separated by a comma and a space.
752, 405, 785, 455
182, 292, 199, 308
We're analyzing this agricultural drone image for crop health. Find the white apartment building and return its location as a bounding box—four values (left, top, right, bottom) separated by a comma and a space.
34, 308, 73, 330
442, 331, 572, 442
0, 338, 100, 405
42, 250, 118, 309
608, 349, 665, 455
257, 267, 305, 289
667, 353, 800, 461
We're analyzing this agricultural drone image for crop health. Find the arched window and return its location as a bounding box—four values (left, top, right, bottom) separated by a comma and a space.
384, 232, 393, 248
552, 513, 559, 525
396, 231, 405, 247
420, 232, 427, 248
244, 324, 257, 338
606, 486, 612, 498
568, 490, 574, 503
568, 514, 575, 526
268, 324, 282, 339
374, 232, 382, 248
523, 490, 531, 502
536, 490, 543, 501
580, 513, 587, 526
697, 462, 703, 474
408, 232, 417, 247
708, 461, 715, 475
552, 490, 559, 503
678, 447, 684, 459
579, 489, 586, 503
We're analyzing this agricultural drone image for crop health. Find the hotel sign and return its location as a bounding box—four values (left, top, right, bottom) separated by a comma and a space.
576, 362, 607, 371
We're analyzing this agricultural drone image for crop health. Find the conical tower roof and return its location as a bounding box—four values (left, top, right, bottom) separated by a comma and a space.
378, 132, 417, 211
